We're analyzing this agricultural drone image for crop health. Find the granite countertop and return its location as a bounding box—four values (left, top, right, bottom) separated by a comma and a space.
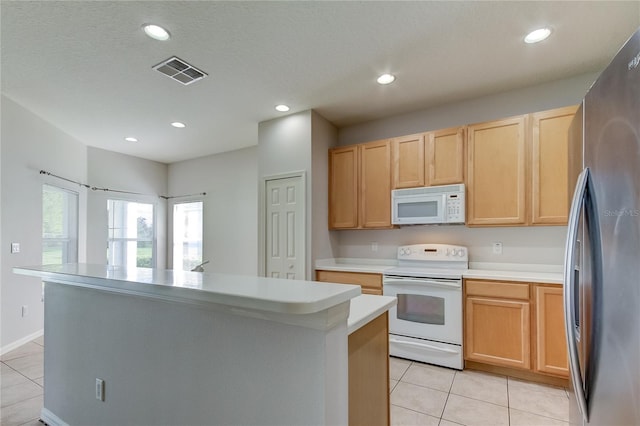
14, 263, 362, 315
315, 259, 564, 285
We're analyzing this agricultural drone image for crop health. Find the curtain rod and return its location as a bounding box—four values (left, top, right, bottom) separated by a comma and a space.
39, 170, 206, 200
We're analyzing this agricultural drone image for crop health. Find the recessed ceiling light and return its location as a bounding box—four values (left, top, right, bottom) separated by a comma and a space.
524, 27, 552, 44
377, 74, 396, 85
275, 104, 290, 112
124, 137, 138, 142
171, 122, 186, 128
143, 24, 171, 41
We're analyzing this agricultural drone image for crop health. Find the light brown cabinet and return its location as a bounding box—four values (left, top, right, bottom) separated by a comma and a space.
360, 140, 393, 228
467, 116, 528, 226
392, 133, 425, 188
534, 285, 568, 376
328, 140, 392, 230
464, 279, 569, 380
348, 312, 390, 426
467, 106, 578, 227
315, 270, 382, 295
465, 280, 531, 369
428, 126, 465, 186
328, 145, 358, 229
392, 127, 465, 189
531, 105, 579, 225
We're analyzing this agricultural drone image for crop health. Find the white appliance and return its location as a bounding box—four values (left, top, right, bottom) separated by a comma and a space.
391, 184, 465, 225
383, 244, 468, 369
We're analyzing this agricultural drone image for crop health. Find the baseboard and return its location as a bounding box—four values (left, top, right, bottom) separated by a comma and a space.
41, 408, 69, 426
0, 329, 44, 356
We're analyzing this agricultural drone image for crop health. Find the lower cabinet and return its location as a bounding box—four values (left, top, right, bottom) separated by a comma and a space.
348, 312, 390, 426
315, 270, 383, 295
534, 285, 569, 376
464, 279, 568, 379
465, 280, 531, 369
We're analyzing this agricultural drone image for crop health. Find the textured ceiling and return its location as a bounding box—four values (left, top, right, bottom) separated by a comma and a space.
2, 1, 639, 164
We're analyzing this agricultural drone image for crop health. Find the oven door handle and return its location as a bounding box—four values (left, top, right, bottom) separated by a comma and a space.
389, 338, 459, 354
383, 277, 461, 289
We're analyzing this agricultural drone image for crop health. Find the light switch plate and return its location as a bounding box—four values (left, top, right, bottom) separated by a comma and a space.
11, 243, 20, 253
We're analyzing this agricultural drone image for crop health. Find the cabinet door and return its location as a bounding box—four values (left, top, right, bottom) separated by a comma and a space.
531, 106, 578, 225
329, 146, 358, 229
392, 134, 425, 189
465, 296, 531, 369
360, 140, 392, 228
467, 116, 527, 226
534, 286, 569, 377
427, 127, 465, 186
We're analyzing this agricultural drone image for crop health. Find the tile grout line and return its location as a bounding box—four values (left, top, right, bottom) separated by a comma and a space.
1, 360, 44, 390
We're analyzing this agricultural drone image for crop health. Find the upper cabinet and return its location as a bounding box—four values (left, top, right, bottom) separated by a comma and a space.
328, 140, 393, 230
392, 133, 425, 189
467, 106, 578, 227
427, 126, 465, 186
328, 105, 577, 230
392, 126, 465, 189
531, 105, 579, 225
467, 116, 528, 226
360, 140, 393, 228
328, 145, 359, 229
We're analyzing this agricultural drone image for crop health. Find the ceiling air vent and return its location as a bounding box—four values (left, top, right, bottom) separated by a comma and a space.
152, 56, 207, 85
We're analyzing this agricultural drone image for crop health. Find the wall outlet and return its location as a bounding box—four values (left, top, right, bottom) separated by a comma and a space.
11, 243, 20, 254
21, 305, 28, 317
371, 242, 378, 252
96, 378, 105, 401
492, 242, 503, 255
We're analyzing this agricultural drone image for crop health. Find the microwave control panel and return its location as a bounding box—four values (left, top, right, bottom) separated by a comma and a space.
445, 193, 465, 223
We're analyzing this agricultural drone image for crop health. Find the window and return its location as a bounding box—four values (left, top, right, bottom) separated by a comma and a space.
107, 200, 154, 268
173, 201, 203, 271
42, 185, 79, 264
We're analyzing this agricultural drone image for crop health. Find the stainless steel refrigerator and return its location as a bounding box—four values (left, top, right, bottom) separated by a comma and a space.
565, 27, 640, 425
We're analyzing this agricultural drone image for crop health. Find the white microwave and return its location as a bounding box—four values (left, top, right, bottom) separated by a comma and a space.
391, 184, 465, 225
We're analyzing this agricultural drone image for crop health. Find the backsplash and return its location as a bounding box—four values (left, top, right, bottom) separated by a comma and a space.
334, 225, 567, 265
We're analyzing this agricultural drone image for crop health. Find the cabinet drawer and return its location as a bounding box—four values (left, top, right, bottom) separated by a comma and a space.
316, 270, 382, 291
465, 279, 529, 300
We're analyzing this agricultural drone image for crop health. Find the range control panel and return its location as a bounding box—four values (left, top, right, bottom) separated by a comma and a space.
397, 244, 468, 261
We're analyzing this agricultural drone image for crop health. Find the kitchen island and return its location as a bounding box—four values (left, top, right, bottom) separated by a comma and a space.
13, 264, 395, 426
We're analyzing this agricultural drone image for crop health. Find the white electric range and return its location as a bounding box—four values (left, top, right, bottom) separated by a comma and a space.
383, 243, 468, 370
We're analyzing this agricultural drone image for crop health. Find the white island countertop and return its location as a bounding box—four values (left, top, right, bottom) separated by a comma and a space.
14, 263, 362, 315
348, 294, 397, 334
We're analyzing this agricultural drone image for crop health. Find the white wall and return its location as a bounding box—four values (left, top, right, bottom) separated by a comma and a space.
333, 73, 599, 266
311, 111, 340, 264
167, 147, 258, 275
86, 147, 168, 268
1, 95, 88, 349
258, 111, 314, 278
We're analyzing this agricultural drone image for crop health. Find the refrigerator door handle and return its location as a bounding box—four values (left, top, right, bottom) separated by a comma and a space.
564, 167, 590, 422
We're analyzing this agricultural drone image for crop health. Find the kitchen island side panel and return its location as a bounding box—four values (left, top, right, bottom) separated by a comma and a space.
43, 282, 347, 425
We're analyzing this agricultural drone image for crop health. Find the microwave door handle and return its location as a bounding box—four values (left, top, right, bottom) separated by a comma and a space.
563, 167, 589, 422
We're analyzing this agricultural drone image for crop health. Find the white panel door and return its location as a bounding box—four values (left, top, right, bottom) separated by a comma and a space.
265, 176, 305, 279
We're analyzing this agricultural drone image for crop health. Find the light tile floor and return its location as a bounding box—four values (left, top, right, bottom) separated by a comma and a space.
390, 357, 570, 426
1, 336, 44, 426
1, 338, 570, 426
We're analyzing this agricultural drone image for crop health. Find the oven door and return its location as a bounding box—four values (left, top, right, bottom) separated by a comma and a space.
383, 276, 462, 345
